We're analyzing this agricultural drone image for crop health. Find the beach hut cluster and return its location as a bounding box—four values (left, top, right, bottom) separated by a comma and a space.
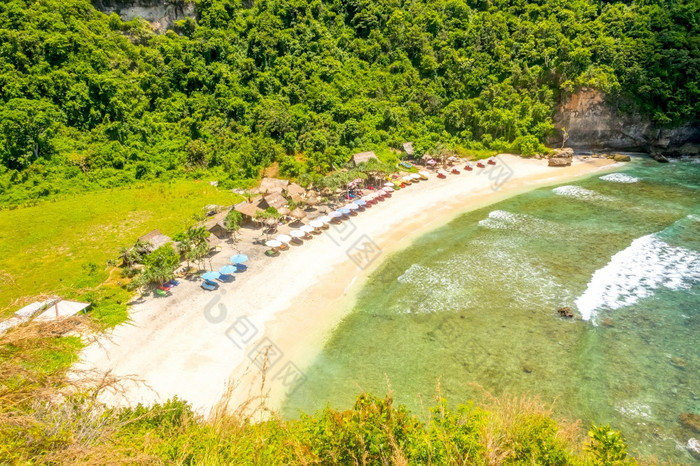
135, 151, 497, 297
231, 178, 319, 225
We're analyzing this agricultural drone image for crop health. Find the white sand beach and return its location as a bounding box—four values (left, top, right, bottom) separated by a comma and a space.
76, 155, 618, 415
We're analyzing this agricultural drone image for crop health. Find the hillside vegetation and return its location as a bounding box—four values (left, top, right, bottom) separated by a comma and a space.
0, 318, 634, 465
0, 0, 697, 206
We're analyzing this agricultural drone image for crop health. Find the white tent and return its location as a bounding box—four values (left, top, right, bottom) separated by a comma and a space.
35, 300, 90, 322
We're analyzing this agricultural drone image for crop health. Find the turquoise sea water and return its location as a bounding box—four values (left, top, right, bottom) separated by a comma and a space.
283, 158, 700, 463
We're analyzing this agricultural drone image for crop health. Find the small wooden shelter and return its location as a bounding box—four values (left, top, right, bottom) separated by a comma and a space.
351, 151, 378, 166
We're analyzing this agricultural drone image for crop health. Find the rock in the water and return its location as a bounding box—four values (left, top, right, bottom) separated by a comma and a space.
679, 413, 700, 433
688, 438, 700, 459
549, 157, 572, 167
651, 152, 670, 163
557, 306, 574, 318
613, 154, 631, 162
670, 356, 687, 369
600, 317, 615, 328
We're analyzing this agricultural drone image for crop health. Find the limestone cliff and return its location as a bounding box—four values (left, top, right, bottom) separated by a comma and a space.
550, 89, 699, 157
93, 0, 195, 33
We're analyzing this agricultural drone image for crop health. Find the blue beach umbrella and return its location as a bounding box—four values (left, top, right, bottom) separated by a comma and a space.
202, 271, 221, 281
219, 265, 237, 275
338, 207, 351, 215
353, 199, 367, 206
231, 254, 249, 264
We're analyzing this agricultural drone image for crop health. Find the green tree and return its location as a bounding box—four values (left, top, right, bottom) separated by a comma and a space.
0, 99, 64, 170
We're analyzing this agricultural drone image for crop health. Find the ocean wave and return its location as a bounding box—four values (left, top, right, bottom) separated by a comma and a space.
575, 232, 700, 321
600, 173, 640, 183
553, 185, 614, 201
478, 210, 528, 230
477, 210, 564, 236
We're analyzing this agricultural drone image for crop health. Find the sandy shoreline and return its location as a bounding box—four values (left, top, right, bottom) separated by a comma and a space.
76, 155, 618, 415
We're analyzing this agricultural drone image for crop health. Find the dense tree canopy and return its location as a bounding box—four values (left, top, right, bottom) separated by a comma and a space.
0, 0, 697, 205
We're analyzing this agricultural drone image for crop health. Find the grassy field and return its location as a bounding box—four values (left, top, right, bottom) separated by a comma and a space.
0, 181, 243, 317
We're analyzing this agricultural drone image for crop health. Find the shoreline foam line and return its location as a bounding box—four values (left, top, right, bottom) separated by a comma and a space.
75, 155, 618, 415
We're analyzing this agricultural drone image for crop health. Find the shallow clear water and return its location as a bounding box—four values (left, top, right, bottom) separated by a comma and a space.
283, 158, 700, 463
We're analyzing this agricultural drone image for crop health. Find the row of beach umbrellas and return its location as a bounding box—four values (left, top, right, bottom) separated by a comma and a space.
262, 171, 432, 250
201, 254, 250, 281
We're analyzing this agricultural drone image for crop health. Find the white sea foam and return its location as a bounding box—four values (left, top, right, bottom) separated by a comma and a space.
616, 401, 652, 419
600, 173, 640, 183
478, 210, 527, 229
396, 264, 466, 313
394, 240, 570, 315
478, 210, 562, 236
575, 232, 700, 321
553, 185, 614, 201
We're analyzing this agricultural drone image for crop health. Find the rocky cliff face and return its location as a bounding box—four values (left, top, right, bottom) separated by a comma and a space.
93, 0, 195, 33
550, 89, 699, 157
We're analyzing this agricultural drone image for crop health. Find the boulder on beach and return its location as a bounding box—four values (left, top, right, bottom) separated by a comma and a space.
613, 154, 631, 162
548, 157, 572, 167
553, 148, 575, 158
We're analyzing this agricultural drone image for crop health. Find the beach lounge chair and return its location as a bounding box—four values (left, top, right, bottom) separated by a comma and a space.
158, 284, 173, 291
217, 274, 236, 283
201, 282, 217, 291
155, 288, 169, 297
464, 164, 473, 171
400, 161, 412, 169
488, 159, 496, 165
166, 279, 180, 286
451, 168, 461, 175
265, 249, 279, 257
477, 162, 485, 168
204, 279, 220, 289
235, 263, 248, 272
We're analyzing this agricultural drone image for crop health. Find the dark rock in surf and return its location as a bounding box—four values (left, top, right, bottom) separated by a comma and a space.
557, 307, 574, 318
679, 413, 700, 433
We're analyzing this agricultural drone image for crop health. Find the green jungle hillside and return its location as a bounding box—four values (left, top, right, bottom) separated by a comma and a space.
0, 0, 698, 207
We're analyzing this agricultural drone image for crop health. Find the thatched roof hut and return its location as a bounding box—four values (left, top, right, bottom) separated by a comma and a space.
234, 202, 263, 223
203, 211, 229, 239
138, 229, 172, 250
261, 193, 287, 210
286, 183, 305, 197
259, 177, 289, 194
351, 151, 378, 166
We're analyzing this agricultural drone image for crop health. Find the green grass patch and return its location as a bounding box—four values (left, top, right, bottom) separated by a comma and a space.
1, 334, 83, 390
453, 147, 499, 160
0, 180, 243, 317
74, 286, 132, 328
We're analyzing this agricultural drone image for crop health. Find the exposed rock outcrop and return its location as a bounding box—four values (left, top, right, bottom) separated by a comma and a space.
548, 157, 572, 167
550, 88, 700, 157
93, 0, 195, 33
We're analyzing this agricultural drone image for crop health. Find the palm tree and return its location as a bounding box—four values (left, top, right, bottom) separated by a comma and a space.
224, 210, 243, 243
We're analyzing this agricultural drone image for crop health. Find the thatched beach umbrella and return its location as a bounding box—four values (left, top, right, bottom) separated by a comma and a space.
291, 207, 306, 220
276, 234, 291, 244
278, 206, 291, 216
